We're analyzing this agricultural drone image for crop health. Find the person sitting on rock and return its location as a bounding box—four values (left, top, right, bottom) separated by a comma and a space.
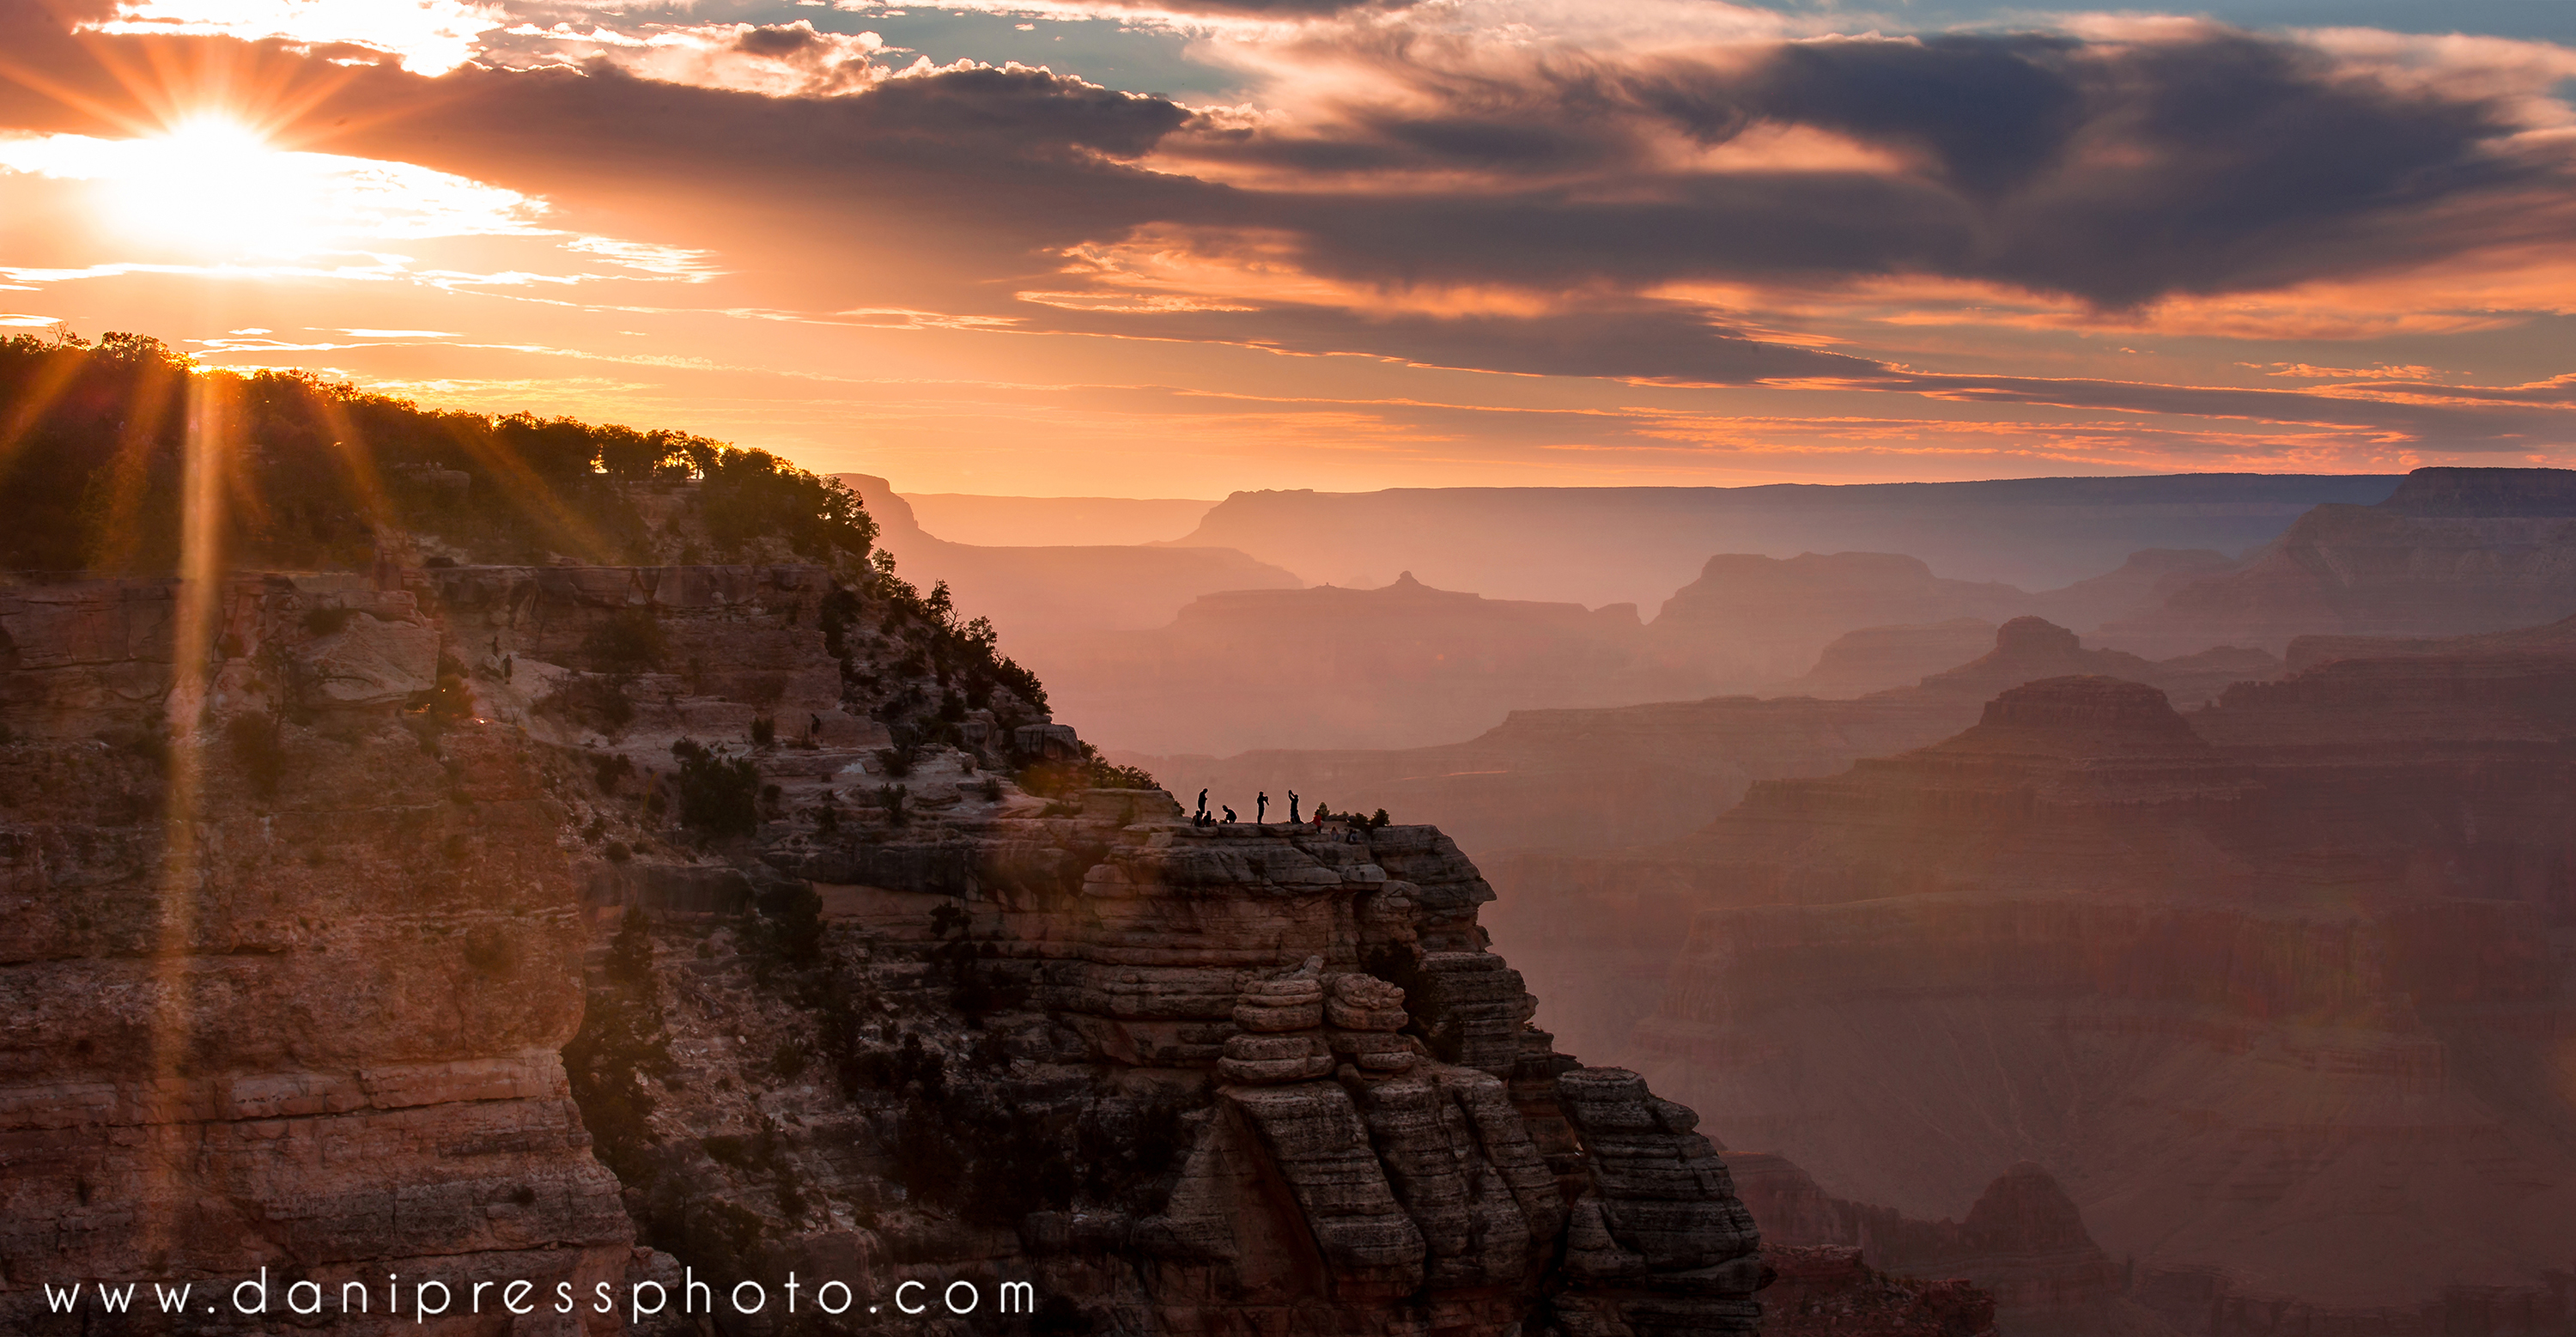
1287, 790, 1300, 823
1257, 791, 1268, 823
1222, 805, 1236, 823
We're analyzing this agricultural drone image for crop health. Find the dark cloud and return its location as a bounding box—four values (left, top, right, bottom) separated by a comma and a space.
733, 25, 826, 58
1171, 27, 2571, 308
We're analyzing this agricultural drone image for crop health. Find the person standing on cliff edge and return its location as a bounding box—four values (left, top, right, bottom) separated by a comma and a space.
1257, 792, 1268, 823
1288, 791, 1301, 823
1195, 788, 1208, 821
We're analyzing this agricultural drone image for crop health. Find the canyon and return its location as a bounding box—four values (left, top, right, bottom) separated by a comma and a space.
9, 453, 2575, 1337
1627, 654, 2576, 1335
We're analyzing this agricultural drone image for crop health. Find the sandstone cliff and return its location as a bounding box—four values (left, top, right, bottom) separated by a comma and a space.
1, 553, 1773, 1335
0, 574, 638, 1334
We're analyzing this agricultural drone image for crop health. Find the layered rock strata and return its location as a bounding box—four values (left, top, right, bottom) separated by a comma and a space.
2, 561, 1769, 1336
0, 573, 636, 1334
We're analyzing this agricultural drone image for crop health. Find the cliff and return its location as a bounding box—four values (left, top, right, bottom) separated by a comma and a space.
0, 556, 1772, 1335
2102, 467, 2576, 656
0, 574, 640, 1331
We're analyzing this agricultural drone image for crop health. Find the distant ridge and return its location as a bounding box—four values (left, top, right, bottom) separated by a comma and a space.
1163, 473, 2404, 605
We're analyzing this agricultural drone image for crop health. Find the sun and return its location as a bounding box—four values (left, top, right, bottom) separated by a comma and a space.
0, 113, 553, 263
97, 115, 331, 256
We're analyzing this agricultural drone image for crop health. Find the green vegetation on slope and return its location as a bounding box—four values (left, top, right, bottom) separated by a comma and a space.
0, 331, 874, 572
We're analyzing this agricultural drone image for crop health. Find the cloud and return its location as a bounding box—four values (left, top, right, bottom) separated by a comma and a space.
3, 0, 2573, 468
1154, 24, 2576, 310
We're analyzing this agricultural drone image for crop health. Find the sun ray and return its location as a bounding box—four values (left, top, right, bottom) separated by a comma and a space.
0, 340, 93, 474
85, 361, 181, 574
436, 415, 624, 564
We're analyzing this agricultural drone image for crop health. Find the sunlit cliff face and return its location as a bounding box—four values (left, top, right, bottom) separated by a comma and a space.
0, 0, 2572, 492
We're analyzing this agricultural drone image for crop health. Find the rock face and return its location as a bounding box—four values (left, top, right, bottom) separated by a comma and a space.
2104, 466, 2576, 656
1, 556, 1768, 1335
1625, 646, 2576, 1336
0, 573, 636, 1334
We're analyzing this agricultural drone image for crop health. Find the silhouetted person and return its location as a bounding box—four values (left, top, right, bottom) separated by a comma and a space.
1196, 787, 1209, 820
1288, 791, 1300, 823
1257, 791, 1268, 823
1222, 805, 1236, 824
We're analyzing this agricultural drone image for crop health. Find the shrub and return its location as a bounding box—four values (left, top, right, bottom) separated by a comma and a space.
750, 715, 775, 746
746, 880, 825, 970
669, 738, 759, 836
593, 751, 634, 793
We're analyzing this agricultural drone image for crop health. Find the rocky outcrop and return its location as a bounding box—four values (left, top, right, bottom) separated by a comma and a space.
1, 556, 1769, 1335
2103, 466, 2576, 657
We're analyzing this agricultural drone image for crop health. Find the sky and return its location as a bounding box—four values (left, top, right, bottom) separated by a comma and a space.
2, 0, 2573, 495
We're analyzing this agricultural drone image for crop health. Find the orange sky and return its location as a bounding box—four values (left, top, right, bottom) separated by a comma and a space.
3, 0, 2573, 494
